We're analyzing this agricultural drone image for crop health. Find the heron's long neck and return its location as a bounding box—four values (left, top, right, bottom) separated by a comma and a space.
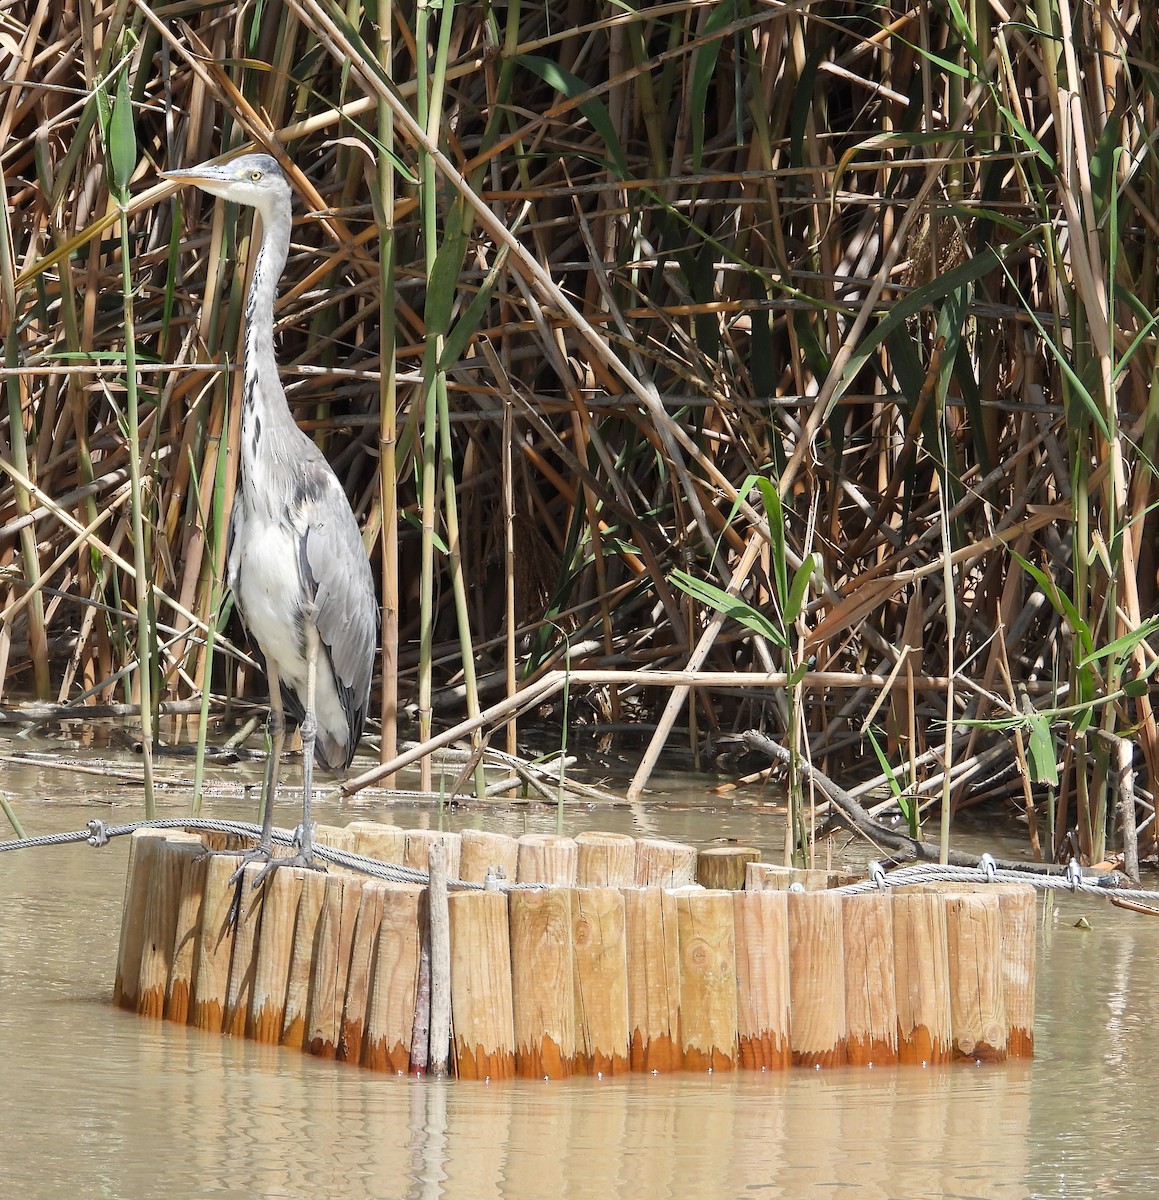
241, 198, 294, 442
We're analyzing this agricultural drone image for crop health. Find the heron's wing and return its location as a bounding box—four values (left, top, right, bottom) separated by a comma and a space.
297, 457, 378, 758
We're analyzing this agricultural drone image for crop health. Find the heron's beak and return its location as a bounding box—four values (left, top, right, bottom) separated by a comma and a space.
160, 165, 226, 185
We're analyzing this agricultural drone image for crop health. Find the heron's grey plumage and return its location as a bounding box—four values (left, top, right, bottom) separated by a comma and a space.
164, 152, 378, 864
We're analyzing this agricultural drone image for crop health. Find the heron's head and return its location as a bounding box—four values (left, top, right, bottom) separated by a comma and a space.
161, 152, 290, 216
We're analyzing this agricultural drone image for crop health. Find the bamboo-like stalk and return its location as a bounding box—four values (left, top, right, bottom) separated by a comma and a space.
374, 0, 400, 781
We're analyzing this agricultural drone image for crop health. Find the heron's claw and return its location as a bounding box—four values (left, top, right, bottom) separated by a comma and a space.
250, 852, 327, 889
228, 843, 274, 886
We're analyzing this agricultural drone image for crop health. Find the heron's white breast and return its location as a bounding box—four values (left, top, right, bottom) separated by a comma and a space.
231, 514, 306, 677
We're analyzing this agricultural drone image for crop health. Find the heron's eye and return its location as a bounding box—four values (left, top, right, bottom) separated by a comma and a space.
249, 169, 263, 181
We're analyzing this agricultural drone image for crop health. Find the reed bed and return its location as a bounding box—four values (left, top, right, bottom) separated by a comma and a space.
0, 0, 1156, 866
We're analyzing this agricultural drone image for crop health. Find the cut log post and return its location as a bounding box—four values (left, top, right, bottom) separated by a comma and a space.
410, 894, 432, 1074
697, 846, 761, 891
167, 846, 210, 1024
427, 840, 452, 1075
732, 889, 791, 1069
571, 887, 630, 1075
635, 838, 698, 887
191, 852, 244, 1033
314, 823, 357, 855
137, 833, 202, 1019
892, 890, 952, 1065
516, 833, 579, 885
623, 886, 681, 1071
788, 890, 847, 1067
363, 883, 424, 1072
281, 870, 328, 1049
404, 829, 462, 880
674, 889, 738, 1070
509, 887, 576, 1077
746, 862, 859, 891
249, 866, 305, 1043
996, 885, 1037, 1057
944, 892, 1007, 1062
339, 880, 388, 1064
224, 862, 267, 1037
114, 829, 170, 1010
841, 892, 898, 1066
575, 831, 636, 887
459, 828, 519, 884
448, 889, 516, 1080
347, 821, 406, 865
307, 873, 364, 1058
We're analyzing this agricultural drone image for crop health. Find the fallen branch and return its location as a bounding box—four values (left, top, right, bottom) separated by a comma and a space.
741, 729, 1062, 875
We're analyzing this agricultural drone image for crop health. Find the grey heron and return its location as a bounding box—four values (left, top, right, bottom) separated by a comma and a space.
163, 152, 378, 870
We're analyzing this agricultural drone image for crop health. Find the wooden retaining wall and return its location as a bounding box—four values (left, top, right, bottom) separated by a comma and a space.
113, 825, 1037, 1078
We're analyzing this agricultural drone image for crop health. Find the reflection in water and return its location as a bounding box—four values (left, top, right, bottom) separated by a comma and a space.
4, 785, 1159, 1197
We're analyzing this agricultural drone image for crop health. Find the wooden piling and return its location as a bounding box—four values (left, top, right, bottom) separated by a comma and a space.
732, 889, 791, 1069
114, 829, 170, 1010
404, 829, 462, 879
249, 866, 304, 1043
427, 840, 452, 1075
346, 820, 406, 865
842, 892, 898, 1066
459, 829, 519, 884
788, 889, 847, 1067
697, 846, 761, 891
167, 847, 209, 1024
315, 823, 357, 853
571, 887, 630, 1075
623, 886, 681, 1072
509, 887, 576, 1077
635, 838, 698, 887
137, 833, 202, 1019
448, 889, 516, 1080
224, 862, 267, 1037
308, 873, 364, 1058
748, 862, 859, 891
363, 883, 424, 1072
575, 831, 636, 887
892, 891, 952, 1065
675, 889, 738, 1071
944, 892, 1007, 1062
516, 833, 579, 885
191, 852, 243, 1033
996, 886, 1037, 1057
339, 880, 388, 1064
281, 869, 328, 1050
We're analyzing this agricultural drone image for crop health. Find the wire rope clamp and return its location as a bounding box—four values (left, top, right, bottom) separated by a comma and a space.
979, 853, 997, 883
86, 819, 109, 848
867, 860, 888, 891
1065, 859, 1084, 892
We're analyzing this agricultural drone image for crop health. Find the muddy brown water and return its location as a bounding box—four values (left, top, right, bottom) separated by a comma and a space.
2, 736, 1158, 1198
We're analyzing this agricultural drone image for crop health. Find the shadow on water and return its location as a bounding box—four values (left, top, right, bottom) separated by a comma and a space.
3, 729, 1159, 1198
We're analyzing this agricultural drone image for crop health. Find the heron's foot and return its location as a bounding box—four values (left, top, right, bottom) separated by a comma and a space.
227, 843, 274, 886
250, 850, 327, 889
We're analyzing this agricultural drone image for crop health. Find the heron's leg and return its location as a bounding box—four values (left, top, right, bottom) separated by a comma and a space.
296, 623, 320, 865
259, 661, 287, 853
230, 665, 287, 885
249, 635, 325, 883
